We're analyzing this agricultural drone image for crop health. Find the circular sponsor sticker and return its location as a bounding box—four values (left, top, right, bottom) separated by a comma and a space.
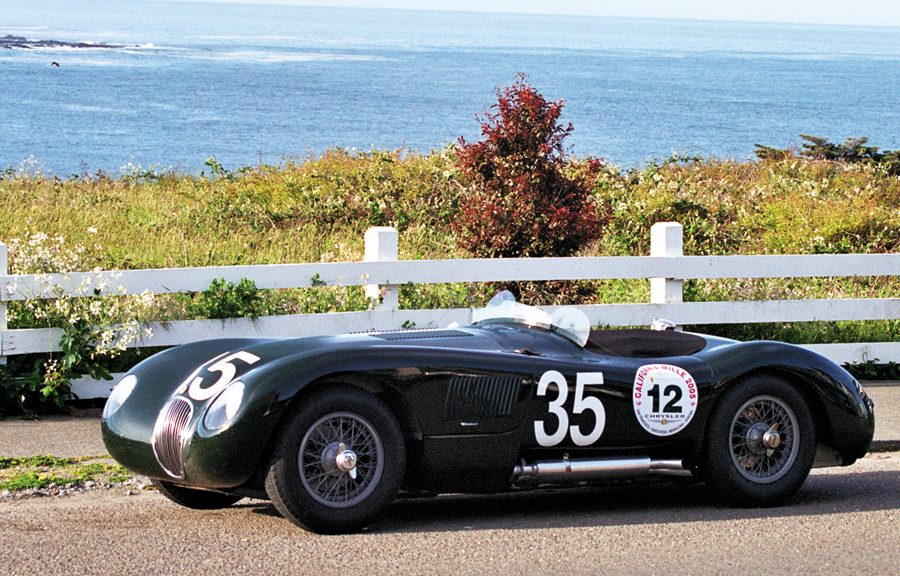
633, 364, 698, 436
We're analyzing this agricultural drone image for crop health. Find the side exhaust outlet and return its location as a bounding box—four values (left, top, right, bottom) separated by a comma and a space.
513, 454, 690, 481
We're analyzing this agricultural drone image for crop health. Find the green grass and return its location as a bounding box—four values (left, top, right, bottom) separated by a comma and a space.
0, 455, 80, 469
0, 454, 133, 492
0, 148, 463, 269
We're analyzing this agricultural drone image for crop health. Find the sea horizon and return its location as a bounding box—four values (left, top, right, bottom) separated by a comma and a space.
3, 0, 899, 175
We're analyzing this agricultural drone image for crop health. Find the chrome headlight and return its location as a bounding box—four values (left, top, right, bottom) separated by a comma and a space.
204, 381, 245, 431
102, 374, 138, 419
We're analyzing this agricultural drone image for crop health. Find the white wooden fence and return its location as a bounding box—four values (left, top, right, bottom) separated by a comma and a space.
0, 223, 897, 398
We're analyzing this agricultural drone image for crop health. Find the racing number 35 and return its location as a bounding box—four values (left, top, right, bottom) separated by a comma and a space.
534, 371, 606, 447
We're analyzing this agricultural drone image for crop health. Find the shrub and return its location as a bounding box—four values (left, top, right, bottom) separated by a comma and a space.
191, 277, 266, 320
453, 75, 603, 258
2, 232, 154, 414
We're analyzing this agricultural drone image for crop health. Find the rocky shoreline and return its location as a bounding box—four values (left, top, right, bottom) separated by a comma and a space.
1, 34, 124, 50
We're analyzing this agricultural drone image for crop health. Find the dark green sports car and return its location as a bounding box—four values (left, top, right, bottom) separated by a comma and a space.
102, 292, 875, 533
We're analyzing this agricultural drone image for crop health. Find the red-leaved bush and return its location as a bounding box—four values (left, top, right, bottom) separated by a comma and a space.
453, 75, 602, 258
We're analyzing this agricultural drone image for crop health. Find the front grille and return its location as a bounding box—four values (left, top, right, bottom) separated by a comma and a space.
445, 375, 521, 419
152, 397, 194, 479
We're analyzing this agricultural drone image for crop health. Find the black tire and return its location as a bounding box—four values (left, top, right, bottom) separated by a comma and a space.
151, 479, 243, 509
702, 375, 816, 507
264, 385, 405, 534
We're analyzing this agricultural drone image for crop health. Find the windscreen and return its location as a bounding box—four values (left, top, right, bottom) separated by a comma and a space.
471, 291, 591, 347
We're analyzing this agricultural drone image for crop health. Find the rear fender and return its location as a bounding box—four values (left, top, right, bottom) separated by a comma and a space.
702, 342, 874, 460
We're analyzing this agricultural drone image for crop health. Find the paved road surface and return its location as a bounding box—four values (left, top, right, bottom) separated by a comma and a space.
2, 451, 898, 576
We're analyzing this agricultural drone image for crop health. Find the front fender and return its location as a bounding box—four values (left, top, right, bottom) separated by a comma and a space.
102, 338, 277, 486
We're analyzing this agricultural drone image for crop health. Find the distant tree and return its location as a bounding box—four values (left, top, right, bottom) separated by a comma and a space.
752, 143, 791, 161
453, 74, 602, 258
755, 134, 900, 174
799, 134, 879, 161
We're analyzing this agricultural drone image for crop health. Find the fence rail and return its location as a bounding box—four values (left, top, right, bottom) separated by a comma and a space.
2, 254, 895, 301
0, 223, 897, 398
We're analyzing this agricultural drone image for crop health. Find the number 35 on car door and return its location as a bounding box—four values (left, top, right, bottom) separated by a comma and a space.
534, 370, 606, 447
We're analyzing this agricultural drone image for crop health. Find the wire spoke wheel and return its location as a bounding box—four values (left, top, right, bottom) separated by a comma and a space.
703, 376, 815, 507
298, 411, 385, 508
265, 385, 405, 533
729, 395, 799, 483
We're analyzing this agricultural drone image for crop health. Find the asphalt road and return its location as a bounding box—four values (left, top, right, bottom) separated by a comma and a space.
2, 452, 898, 576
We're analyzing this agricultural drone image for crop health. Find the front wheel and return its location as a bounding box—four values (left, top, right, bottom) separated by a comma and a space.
703, 375, 816, 507
265, 385, 405, 534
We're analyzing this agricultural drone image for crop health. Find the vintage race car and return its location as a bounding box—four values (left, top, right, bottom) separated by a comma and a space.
102, 292, 875, 534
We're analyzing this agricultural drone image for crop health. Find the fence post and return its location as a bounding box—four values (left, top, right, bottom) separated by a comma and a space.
364, 227, 399, 311
0, 243, 6, 365
650, 222, 683, 304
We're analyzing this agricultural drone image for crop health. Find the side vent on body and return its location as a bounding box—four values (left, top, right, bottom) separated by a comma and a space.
445, 375, 521, 419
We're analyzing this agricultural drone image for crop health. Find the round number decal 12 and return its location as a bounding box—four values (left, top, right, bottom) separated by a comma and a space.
632, 364, 697, 436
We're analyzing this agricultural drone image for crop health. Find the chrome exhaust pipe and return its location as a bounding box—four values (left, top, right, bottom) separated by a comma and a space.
650, 459, 693, 476
513, 454, 690, 481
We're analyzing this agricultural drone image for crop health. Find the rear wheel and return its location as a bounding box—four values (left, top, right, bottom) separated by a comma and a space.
151, 479, 243, 509
265, 385, 405, 534
703, 375, 816, 506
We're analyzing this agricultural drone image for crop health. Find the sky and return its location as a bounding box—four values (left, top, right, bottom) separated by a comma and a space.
179, 0, 900, 28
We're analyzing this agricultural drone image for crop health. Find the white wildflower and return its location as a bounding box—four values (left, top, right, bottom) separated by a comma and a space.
6, 230, 156, 389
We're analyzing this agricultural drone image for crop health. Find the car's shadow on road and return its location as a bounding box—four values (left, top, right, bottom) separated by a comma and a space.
247, 468, 899, 534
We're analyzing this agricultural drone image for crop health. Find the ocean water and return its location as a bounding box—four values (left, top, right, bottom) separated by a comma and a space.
3, 0, 900, 174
